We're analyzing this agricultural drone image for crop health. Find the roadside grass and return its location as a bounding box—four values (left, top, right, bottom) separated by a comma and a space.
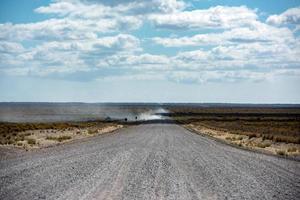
169, 106, 300, 156
199, 121, 300, 144
273, 136, 300, 144
256, 141, 272, 148
27, 138, 36, 145
0, 121, 122, 150
225, 136, 243, 141
171, 109, 300, 145
276, 150, 287, 156
88, 129, 98, 135
17, 142, 23, 146
0, 121, 116, 146
46, 135, 72, 142
236, 136, 243, 140
287, 147, 297, 152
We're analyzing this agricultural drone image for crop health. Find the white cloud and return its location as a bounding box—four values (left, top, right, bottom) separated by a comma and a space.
0, 1, 144, 43
153, 21, 294, 47
170, 40, 300, 71
99, 72, 166, 82
96, 53, 169, 70
0, 18, 120, 42
0, 41, 24, 54
149, 6, 257, 29
266, 7, 300, 25
0, 34, 140, 76
151, 14, 300, 78
168, 70, 273, 84
0, 1, 299, 84
36, 0, 186, 17
83, 0, 186, 14
175, 50, 210, 62
92, 34, 140, 51
35, 1, 79, 16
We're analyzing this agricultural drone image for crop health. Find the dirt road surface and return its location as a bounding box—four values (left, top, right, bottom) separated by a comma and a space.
1, 124, 299, 200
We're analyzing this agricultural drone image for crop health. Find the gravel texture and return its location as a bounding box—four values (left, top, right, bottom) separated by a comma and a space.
0, 123, 300, 200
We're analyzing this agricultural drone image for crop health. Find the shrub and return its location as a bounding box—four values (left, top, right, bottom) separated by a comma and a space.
236, 136, 243, 140
257, 142, 271, 148
274, 136, 300, 144
225, 136, 233, 141
7, 140, 13, 145
27, 138, 36, 145
287, 147, 297, 152
46, 136, 55, 140
262, 135, 273, 140
88, 129, 97, 135
57, 135, 72, 142
248, 133, 257, 139
46, 135, 72, 142
276, 150, 286, 156
15, 135, 25, 141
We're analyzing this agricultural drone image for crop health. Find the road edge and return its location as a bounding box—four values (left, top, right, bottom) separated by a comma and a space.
181, 124, 300, 162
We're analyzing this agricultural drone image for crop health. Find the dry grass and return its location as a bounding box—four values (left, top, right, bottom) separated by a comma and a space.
87, 129, 98, 135
0, 121, 121, 149
167, 106, 300, 144
171, 105, 300, 157
27, 138, 36, 145
287, 147, 297, 152
276, 150, 286, 156
236, 136, 243, 140
256, 141, 272, 148
46, 135, 72, 142
0, 121, 117, 145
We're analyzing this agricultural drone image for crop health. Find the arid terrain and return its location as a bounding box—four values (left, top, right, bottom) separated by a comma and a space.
165, 105, 300, 157
0, 121, 122, 150
1, 123, 299, 200
1, 103, 300, 157
1, 104, 300, 199
0, 102, 164, 150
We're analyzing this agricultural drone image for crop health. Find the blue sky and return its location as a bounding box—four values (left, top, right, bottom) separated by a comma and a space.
0, 0, 300, 103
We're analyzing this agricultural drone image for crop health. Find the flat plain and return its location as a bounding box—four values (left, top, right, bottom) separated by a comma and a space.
165, 105, 300, 156
1, 123, 300, 200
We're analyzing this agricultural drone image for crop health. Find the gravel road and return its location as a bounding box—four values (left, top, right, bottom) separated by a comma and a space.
1, 124, 300, 200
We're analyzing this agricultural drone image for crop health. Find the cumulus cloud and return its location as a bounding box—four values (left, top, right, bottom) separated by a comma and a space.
96, 53, 170, 70
0, 1, 299, 84
85, 0, 186, 14
266, 7, 300, 25
0, 41, 24, 54
153, 22, 294, 47
35, 1, 79, 16
91, 34, 140, 51
149, 6, 257, 29
0, 34, 141, 77
168, 70, 273, 84
172, 41, 300, 70
0, 18, 130, 42
36, 0, 186, 17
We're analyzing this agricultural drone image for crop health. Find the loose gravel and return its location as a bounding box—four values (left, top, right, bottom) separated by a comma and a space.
0, 124, 299, 200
